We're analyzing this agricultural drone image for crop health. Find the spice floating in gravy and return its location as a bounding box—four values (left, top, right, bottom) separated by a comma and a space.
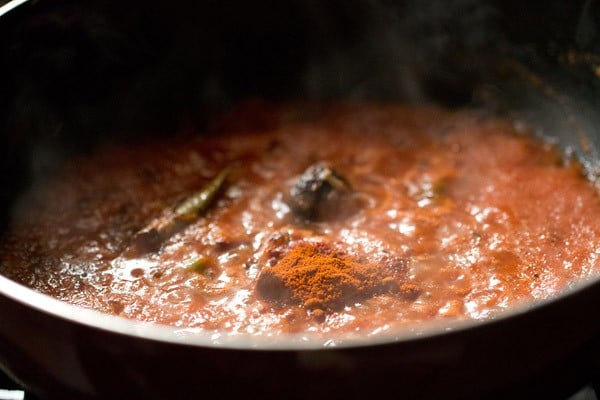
125, 166, 231, 257
287, 162, 355, 221
2, 103, 600, 338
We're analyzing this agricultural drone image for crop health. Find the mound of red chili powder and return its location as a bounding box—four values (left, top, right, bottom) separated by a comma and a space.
255, 241, 415, 316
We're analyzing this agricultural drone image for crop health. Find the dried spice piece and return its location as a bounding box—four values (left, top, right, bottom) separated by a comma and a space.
288, 162, 353, 221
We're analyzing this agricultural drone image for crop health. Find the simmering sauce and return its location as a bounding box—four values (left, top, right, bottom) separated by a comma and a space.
2, 103, 600, 338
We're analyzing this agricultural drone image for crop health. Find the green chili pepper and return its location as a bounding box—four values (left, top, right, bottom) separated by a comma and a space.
125, 167, 231, 257
187, 256, 212, 274
174, 166, 231, 221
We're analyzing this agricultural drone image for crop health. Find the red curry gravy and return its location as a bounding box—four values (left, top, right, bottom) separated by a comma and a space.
2, 103, 600, 338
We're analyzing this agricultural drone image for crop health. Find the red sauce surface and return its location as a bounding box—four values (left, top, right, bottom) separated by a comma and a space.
2, 103, 600, 338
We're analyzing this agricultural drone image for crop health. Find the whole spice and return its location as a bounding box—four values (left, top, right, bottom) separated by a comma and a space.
125, 166, 231, 257
174, 166, 231, 221
287, 162, 353, 221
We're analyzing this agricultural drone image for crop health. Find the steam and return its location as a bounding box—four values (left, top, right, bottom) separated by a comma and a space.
302, 0, 499, 102
3, 0, 596, 217
575, 0, 599, 49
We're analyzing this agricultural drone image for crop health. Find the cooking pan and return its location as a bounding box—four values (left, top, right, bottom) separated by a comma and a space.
2, 0, 600, 399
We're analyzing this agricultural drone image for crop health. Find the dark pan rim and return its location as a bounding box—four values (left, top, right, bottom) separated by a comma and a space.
1, 271, 599, 350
